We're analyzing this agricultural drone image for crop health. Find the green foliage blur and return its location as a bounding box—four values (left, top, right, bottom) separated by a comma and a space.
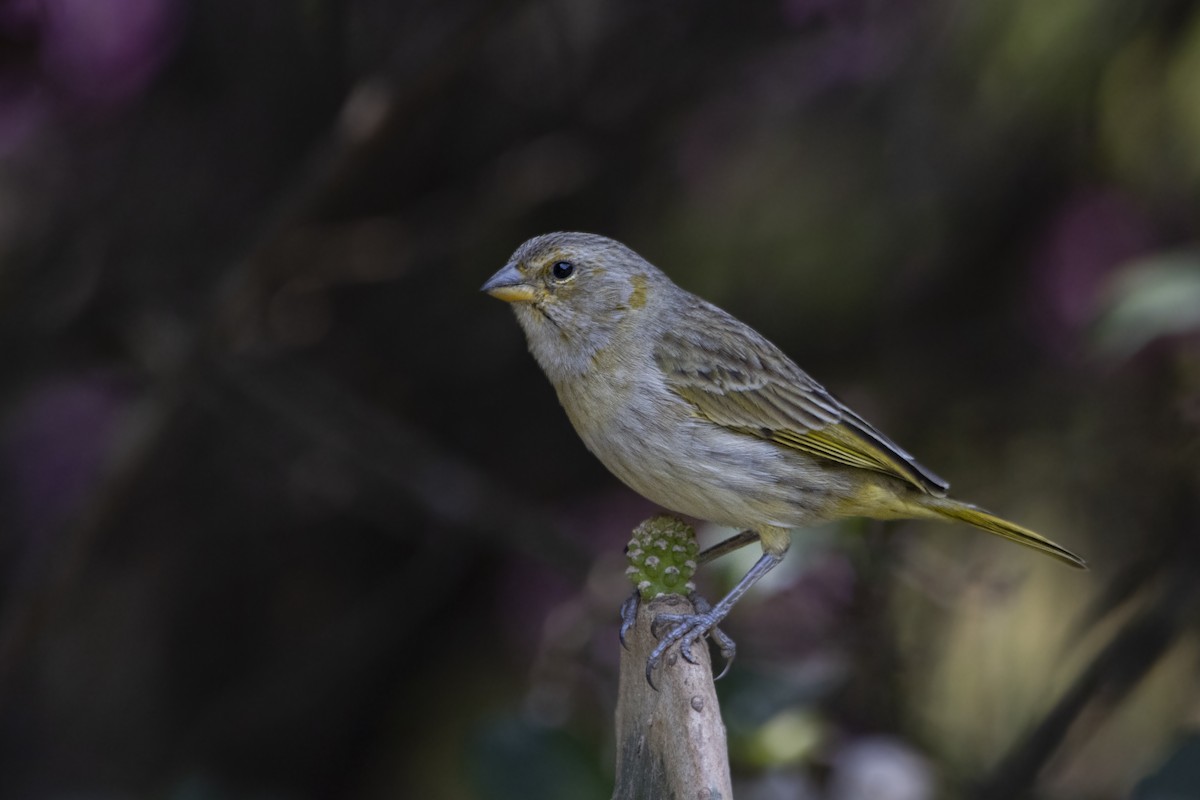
2, 1, 1200, 798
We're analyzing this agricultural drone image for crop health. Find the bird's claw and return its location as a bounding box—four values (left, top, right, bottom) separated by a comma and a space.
708, 627, 737, 680
632, 551, 781, 687
644, 602, 737, 688
619, 592, 639, 650
621, 590, 738, 688
690, 592, 737, 679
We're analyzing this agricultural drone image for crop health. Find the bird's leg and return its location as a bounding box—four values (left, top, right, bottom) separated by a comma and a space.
646, 551, 783, 685
697, 529, 760, 565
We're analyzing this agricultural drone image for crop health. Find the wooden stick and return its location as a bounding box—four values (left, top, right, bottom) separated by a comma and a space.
612, 593, 732, 800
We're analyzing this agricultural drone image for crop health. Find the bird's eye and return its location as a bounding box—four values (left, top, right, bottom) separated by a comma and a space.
550, 261, 575, 281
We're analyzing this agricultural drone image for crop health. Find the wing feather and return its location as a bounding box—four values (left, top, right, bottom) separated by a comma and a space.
654, 300, 949, 496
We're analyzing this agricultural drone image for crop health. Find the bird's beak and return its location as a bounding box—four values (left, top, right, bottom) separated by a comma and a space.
481, 262, 538, 304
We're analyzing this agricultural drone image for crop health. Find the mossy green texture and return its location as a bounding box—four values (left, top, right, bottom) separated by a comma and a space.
625, 515, 699, 600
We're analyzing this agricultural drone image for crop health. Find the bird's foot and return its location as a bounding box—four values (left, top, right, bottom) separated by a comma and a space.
632, 550, 781, 688
644, 594, 736, 687
620, 590, 737, 687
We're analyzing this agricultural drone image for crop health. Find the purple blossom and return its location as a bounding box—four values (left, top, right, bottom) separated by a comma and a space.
2, 373, 132, 544
0, 0, 184, 152
1030, 189, 1157, 352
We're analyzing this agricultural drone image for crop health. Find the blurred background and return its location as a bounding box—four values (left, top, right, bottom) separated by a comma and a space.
2, 0, 1200, 798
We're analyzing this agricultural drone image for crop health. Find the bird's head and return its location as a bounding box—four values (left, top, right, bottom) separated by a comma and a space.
482, 232, 657, 381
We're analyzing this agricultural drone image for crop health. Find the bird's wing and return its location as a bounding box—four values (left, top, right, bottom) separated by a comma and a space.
654, 302, 949, 496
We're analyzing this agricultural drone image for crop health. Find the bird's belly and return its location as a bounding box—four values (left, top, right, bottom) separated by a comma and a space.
560, 382, 845, 529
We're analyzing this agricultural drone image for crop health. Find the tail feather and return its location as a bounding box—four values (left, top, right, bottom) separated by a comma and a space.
922, 498, 1088, 569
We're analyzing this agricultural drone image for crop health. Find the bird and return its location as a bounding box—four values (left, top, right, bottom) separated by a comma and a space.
482, 231, 1086, 680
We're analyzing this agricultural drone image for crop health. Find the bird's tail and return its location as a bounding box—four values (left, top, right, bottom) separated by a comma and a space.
919, 497, 1087, 569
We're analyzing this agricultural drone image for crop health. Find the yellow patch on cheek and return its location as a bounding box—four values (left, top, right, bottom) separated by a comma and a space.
629, 274, 648, 309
